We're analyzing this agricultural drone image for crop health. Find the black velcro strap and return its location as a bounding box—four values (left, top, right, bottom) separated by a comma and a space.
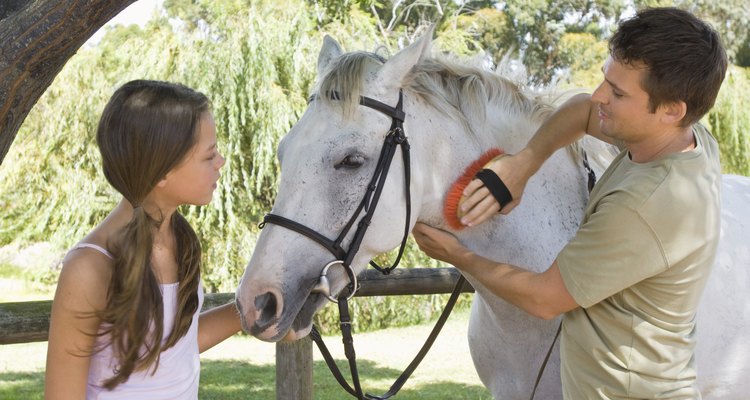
475, 168, 513, 209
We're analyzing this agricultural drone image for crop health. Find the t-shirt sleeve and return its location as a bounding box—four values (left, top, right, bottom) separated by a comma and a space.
557, 199, 668, 308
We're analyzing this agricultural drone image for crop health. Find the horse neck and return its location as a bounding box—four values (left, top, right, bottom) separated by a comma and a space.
410, 95, 589, 270
409, 94, 544, 214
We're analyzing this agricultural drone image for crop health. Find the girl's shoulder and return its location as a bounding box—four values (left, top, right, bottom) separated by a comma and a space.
58, 241, 114, 312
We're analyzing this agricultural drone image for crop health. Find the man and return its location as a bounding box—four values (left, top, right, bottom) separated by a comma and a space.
413, 7, 727, 398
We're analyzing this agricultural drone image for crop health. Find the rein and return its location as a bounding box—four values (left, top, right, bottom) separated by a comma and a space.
528, 153, 596, 400
260, 89, 466, 399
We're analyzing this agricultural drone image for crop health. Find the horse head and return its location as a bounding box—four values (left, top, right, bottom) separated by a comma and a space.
236, 28, 443, 341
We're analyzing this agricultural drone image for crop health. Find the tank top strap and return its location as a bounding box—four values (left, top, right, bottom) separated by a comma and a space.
72, 242, 114, 260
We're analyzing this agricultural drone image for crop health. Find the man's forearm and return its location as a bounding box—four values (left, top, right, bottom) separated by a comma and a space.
453, 252, 559, 319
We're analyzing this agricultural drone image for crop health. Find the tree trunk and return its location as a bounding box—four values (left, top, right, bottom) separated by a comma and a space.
0, 0, 136, 166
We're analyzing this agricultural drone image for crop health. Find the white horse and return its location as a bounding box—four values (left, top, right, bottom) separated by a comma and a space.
236, 29, 750, 399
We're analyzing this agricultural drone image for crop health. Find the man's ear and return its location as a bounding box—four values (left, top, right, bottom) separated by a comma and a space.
660, 100, 687, 125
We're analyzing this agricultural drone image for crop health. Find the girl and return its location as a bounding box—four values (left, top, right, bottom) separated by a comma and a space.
45, 80, 242, 399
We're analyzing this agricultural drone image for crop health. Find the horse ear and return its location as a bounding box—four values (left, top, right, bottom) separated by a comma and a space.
377, 24, 435, 87
318, 35, 343, 77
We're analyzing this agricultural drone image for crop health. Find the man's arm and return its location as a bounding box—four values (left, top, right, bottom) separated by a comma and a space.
458, 93, 608, 226
412, 223, 578, 319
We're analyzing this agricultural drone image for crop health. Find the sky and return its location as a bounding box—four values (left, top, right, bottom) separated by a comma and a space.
86, 0, 164, 45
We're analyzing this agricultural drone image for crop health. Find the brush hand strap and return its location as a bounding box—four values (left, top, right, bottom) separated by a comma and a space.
475, 168, 513, 210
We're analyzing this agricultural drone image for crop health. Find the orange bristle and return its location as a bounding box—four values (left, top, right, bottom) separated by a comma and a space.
443, 148, 505, 230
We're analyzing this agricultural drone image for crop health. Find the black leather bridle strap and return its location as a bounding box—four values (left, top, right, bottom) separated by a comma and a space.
260, 214, 347, 261
582, 150, 597, 193
310, 275, 467, 400
309, 91, 406, 124
342, 126, 401, 268
528, 321, 561, 399
369, 131, 411, 275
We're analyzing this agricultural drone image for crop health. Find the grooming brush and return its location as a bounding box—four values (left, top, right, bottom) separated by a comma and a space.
443, 148, 507, 230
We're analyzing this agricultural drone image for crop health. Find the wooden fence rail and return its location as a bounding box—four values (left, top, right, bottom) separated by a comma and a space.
0, 267, 473, 399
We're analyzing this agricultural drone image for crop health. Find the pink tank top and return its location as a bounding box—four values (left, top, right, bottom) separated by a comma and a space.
74, 243, 204, 399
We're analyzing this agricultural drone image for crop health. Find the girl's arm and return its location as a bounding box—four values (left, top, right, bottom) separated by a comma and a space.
44, 252, 109, 399
198, 302, 243, 353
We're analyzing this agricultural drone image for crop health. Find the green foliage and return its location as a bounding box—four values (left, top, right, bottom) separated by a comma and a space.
707, 66, 750, 176
499, 0, 626, 84
557, 32, 609, 90
454, 8, 515, 61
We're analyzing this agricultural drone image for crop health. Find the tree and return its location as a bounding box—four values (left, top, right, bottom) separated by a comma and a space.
499, 0, 626, 85
0, 0, 136, 166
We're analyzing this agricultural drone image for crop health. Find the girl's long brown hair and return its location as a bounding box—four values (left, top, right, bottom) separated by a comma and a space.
95, 80, 208, 389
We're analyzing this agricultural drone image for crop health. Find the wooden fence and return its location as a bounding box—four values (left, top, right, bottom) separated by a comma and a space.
0, 267, 473, 399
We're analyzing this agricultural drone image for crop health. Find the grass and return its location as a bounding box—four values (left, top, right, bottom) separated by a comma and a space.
0, 263, 491, 399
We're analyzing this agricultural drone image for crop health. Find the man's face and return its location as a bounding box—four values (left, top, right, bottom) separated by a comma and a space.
591, 56, 662, 144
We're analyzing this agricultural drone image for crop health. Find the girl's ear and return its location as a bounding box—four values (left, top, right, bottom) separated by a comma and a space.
660, 100, 687, 125
156, 176, 168, 188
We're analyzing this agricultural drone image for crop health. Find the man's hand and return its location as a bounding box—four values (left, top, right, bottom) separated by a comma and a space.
458, 151, 534, 227
412, 222, 472, 266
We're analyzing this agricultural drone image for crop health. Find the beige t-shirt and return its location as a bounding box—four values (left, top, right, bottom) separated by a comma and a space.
557, 124, 721, 399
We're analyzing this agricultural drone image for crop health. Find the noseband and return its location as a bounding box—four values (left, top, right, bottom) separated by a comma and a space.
260, 90, 412, 302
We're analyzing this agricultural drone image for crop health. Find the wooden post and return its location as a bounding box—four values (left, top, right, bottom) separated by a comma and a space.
276, 336, 313, 400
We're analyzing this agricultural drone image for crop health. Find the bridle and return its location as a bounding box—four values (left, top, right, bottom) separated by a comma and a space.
261, 89, 412, 298
259, 89, 466, 399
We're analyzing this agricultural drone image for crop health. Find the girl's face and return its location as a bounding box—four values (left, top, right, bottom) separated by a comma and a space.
158, 112, 225, 207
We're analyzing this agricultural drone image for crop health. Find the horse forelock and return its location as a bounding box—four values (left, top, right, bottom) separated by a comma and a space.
316, 51, 387, 118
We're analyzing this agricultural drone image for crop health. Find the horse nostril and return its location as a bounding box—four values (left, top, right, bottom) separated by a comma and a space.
254, 292, 279, 330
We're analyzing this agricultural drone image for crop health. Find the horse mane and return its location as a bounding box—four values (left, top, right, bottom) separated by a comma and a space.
405, 55, 556, 138
315, 49, 617, 173
316, 50, 554, 138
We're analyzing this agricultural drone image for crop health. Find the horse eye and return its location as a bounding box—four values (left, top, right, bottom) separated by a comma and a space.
335, 154, 365, 169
